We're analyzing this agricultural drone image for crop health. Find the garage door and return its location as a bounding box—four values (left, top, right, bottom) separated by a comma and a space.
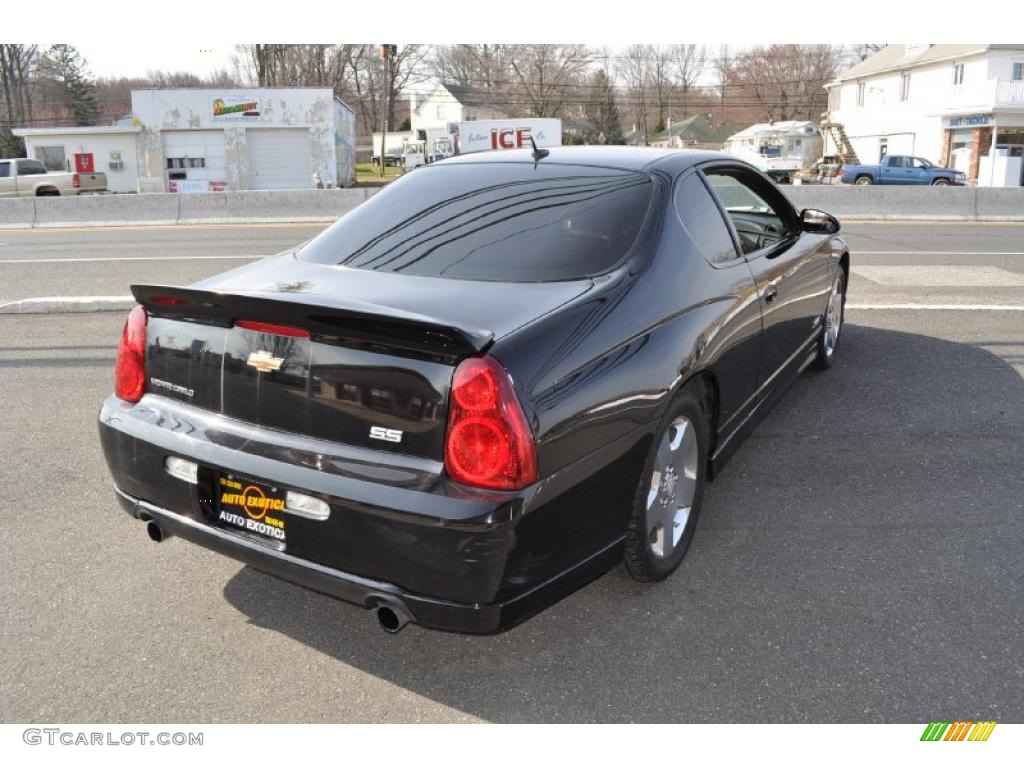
163, 130, 227, 192
247, 128, 312, 190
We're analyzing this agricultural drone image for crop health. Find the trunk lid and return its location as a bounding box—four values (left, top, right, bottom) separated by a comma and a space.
134, 254, 591, 459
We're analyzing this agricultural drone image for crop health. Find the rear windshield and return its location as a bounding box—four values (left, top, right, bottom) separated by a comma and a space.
299, 163, 655, 281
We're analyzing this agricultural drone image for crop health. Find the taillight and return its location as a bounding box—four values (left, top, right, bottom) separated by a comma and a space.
444, 355, 537, 490
236, 320, 309, 338
72, 174, 80, 188
114, 306, 147, 402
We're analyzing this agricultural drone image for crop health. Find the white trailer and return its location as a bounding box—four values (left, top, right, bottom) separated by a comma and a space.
457, 119, 562, 154
724, 121, 823, 183
371, 130, 417, 166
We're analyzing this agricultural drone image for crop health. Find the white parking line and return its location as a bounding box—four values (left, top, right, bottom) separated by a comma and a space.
852, 265, 1024, 287
0, 296, 135, 314
0, 255, 262, 264
848, 303, 1024, 311
856, 251, 1024, 256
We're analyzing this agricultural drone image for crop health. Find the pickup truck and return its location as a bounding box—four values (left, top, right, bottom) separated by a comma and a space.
0, 157, 107, 197
840, 155, 965, 186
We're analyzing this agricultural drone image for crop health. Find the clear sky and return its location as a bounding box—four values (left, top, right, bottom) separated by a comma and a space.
77, 42, 236, 79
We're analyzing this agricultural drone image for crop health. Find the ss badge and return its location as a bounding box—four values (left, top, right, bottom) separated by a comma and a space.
369, 426, 403, 443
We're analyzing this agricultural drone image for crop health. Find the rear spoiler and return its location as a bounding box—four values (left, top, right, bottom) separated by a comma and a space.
131, 284, 493, 362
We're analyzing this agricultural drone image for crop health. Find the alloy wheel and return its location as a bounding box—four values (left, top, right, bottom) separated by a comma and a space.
823, 274, 844, 358
645, 416, 699, 559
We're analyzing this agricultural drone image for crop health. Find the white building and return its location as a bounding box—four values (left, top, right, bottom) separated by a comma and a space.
824, 44, 1024, 186
409, 83, 507, 135
13, 126, 142, 193
16, 88, 357, 192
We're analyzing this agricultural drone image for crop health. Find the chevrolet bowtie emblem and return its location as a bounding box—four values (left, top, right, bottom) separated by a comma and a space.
246, 350, 284, 373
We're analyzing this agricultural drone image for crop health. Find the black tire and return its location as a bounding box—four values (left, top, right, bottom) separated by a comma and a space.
932, 178, 950, 186
854, 175, 873, 186
812, 268, 846, 371
624, 384, 709, 582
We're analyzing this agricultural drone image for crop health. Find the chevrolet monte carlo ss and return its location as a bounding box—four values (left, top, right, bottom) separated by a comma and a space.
99, 147, 849, 634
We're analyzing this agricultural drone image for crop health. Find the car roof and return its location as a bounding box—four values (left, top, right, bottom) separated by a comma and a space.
437, 145, 736, 172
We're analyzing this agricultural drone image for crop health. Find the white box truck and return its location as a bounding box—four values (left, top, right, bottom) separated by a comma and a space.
457, 119, 562, 154
371, 131, 417, 167
425, 127, 455, 163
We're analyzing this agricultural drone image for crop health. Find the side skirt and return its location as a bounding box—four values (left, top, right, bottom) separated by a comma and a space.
709, 334, 819, 478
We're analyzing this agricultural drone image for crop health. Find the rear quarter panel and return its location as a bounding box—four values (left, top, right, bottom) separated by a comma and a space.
489, 196, 761, 576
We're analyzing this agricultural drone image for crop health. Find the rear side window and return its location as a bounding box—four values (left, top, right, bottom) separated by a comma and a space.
0, 162, 9, 178
299, 163, 655, 282
674, 174, 738, 265
17, 159, 47, 175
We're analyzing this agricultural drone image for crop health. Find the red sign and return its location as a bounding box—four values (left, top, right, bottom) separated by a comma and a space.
74, 153, 95, 173
490, 128, 533, 150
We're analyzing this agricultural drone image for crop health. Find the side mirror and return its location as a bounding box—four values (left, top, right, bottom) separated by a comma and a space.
801, 208, 841, 234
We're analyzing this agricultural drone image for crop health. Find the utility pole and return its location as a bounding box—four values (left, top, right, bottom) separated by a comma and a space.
380, 44, 395, 178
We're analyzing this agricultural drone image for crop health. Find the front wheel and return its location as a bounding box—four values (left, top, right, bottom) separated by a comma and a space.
854, 175, 873, 186
624, 386, 708, 582
932, 178, 950, 186
812, 270, 846, 371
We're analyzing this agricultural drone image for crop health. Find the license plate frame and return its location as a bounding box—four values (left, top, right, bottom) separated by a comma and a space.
214, 475, 288, 544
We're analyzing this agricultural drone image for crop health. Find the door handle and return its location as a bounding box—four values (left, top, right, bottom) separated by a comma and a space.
764, 284, 778, 303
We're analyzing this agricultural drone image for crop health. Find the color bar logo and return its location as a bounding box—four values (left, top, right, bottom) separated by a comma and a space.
921, 721, 997, 741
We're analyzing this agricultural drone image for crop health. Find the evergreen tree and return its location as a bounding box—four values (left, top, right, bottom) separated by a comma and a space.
40, 44, 99, 126
583, 68, 624, 145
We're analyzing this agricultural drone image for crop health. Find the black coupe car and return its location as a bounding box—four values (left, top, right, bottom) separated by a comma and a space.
99, 147, 849, 634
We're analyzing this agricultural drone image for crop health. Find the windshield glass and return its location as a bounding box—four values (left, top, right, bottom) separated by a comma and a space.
299, 163, 655, 282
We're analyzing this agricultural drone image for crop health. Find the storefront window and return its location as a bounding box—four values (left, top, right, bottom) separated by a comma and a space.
996, 128, 1024, 157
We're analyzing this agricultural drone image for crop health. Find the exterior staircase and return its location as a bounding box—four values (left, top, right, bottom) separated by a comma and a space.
820, 117, 860, 164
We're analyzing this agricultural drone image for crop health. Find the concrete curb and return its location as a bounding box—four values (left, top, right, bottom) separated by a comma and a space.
0, 296, 135, 314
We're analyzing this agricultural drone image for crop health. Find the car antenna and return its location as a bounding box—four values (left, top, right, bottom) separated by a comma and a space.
530, 136, 549, 162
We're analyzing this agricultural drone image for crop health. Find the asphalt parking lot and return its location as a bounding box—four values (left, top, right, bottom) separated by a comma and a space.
1, 221, 1022, 722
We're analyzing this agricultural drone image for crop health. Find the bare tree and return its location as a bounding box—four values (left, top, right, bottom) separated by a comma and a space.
343, 45, 427, 134
618, 44, 652, 142
430, 44, 509, 89
145, 70, 203, 88
647, 46, 673, 132
670, 44, 706, 117
504, 44, 592, 118
727, 44, 841, 122
711, 45, 731, 106
0, 44, 37, 154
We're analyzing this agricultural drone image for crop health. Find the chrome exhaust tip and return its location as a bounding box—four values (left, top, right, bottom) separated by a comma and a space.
374, 599, 412, 634
146, 521, 173, 543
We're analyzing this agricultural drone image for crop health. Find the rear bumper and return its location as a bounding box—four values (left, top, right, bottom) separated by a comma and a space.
115, 487, 621, 634
100, 394, 634, 633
